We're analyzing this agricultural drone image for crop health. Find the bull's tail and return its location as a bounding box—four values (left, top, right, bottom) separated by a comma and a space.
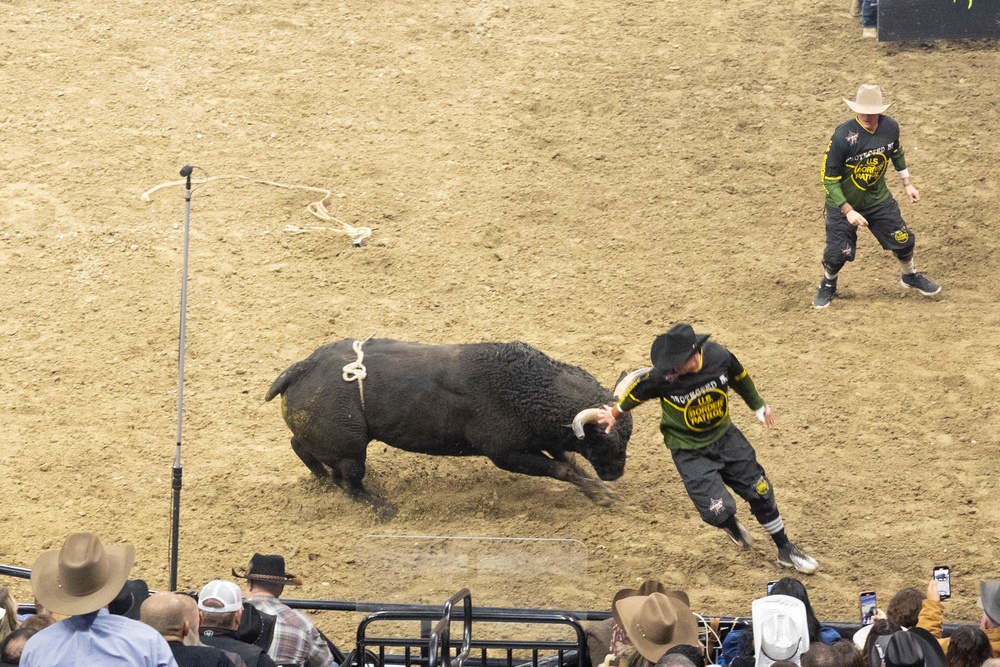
265, 359, 313, 402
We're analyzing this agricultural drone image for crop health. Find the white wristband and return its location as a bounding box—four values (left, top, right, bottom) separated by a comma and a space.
898, 169, 910, 180
755, 406, 768, 422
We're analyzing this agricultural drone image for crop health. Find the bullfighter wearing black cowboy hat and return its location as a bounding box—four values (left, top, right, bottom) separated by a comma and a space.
598, 323, 818, 574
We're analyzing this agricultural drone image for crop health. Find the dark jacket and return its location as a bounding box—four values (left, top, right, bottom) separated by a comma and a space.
169, 640, 237, 667
201, 627, 278, 667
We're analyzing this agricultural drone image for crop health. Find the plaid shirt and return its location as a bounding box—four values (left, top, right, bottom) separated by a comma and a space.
248, 592, 335, 667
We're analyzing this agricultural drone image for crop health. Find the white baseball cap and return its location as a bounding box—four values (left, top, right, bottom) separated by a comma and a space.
198, 580, 243, 613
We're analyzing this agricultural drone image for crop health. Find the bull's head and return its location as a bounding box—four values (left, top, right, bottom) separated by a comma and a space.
570, 406, 632, 481
567, 368, 647, 480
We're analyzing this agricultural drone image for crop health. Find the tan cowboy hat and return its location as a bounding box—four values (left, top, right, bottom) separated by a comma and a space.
613, 582, 660, 626
31, 533, 135, 616
615, 592, 700, 662
844, 84, 892, 115
611, 580, 690, 626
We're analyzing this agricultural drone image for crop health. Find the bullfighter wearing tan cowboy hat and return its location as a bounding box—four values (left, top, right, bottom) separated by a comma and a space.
813, 83, 940, 308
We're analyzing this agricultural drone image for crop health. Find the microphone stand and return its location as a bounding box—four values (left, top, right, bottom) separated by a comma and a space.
169, 165, 194, 591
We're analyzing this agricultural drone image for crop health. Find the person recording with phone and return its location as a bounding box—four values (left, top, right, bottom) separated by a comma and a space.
853, 587, 925, 650
917, 577, 1000, 655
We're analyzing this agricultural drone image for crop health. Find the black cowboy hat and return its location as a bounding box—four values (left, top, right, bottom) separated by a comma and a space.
232, 553, 303, 587
650, 323, 711, 374
108, 579, 150, 620
237, 600, 277, 651
871, 630, 945, 667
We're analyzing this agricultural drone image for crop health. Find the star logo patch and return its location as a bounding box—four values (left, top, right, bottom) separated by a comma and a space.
709, 497, 725, 515
847, 131, 859, 145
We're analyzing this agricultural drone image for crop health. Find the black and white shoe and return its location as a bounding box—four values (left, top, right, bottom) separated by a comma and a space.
777, 542, 819, 574
723, 521, 754, 551
901, 272, 941, 296
812, 278, 837, 309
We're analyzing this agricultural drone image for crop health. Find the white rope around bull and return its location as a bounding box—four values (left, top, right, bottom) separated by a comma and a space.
140, 174, 372, 245
342, 339, 368, 410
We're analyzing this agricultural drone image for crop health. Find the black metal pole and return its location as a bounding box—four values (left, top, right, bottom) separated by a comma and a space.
169, 165, 195, 591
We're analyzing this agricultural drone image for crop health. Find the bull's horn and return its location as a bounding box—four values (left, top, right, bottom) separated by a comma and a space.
572, 407, 604, 440
613, 366, 652, 400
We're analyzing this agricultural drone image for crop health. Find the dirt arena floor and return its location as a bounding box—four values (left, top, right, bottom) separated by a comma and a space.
2, 0, 999, 648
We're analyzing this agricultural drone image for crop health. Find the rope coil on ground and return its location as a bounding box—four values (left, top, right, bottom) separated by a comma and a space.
140, 174, 372, 245
342, 339, 367, 410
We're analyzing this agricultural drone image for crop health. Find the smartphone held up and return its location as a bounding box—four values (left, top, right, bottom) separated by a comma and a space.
934, 565, 951, 600
860, 591, 877, 625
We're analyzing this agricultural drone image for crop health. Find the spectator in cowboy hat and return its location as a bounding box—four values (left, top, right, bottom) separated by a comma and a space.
769, 578, 841, 645
613, 592, 700, 667
752, 594, 810, 667
233, 554, 336, 667
19, 532, 176, 667
585, 579, 682, 667
878, 631, 946, 667
918, 579, 1000, 656
109, 578, 151, 621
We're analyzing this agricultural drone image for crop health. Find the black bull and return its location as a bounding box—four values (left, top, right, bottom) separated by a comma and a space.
265, 338, 634, 513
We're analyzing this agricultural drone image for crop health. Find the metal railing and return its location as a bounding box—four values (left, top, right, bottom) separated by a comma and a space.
2, 561, 965, 666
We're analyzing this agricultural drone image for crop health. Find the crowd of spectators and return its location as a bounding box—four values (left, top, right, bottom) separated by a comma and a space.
4, 532, 1000, 667
0, 532, 340, 667
586, 575, 1000, 667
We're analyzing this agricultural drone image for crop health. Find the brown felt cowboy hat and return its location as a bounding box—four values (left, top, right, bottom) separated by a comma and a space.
31, 532, 136, 616
844, 84, 892, 115
232, 553, 303, 587
615, 592, 700, 662
611, 580, 690, 626
651, 323, 711, 374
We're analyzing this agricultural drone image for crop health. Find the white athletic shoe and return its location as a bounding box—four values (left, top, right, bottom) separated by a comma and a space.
777, 542, 819, 574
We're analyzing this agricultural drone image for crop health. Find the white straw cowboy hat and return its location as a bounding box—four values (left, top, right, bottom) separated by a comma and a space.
844, 84, 892, 115
752, 594, 809, 667
31, 532, 136, 616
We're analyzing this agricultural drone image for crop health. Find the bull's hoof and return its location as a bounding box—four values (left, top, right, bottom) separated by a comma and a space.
581, 480, 616, 507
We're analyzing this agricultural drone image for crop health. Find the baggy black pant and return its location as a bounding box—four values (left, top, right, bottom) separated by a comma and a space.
822, 196, 916, 272
670, 424, 780, 528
